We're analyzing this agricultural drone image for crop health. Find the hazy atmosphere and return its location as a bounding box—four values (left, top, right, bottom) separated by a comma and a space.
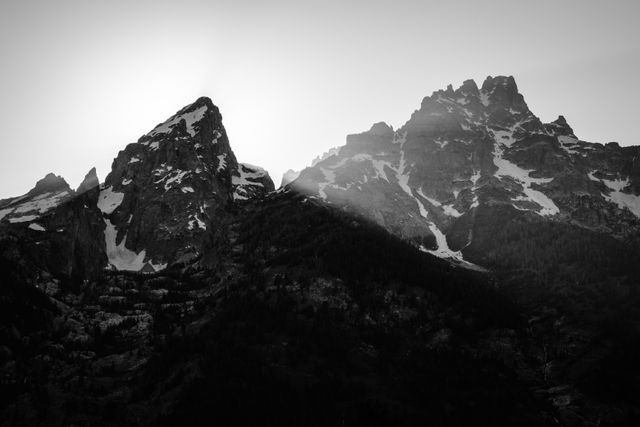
1, 0, 638, 197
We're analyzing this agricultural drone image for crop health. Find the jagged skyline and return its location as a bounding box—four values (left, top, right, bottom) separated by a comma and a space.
1, 0, 639, 197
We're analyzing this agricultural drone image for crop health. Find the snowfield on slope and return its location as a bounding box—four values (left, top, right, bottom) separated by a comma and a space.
233, 163, 268, 201
147, 104, 208, 138
491, 128, 559, 216
588, 171, 640, 218
0, 191, 71, 223
98, 186, 164, 272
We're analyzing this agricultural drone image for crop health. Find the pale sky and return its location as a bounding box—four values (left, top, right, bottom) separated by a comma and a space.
1, 0, 639, 197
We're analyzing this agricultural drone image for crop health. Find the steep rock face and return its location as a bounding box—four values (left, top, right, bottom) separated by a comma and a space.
233, 163, 275, 200
0, 97, 274, 276
98, 97, 274, 271
0, 170, 106, 283
290, 76, 640, 266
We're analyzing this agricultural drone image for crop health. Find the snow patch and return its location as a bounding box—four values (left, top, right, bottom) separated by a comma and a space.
28, 223, 46, 231
558, 135, 581, 155
352, 154, 391, 182
602, 177, 630, 192
104, 219, 147, 271
589, 172, 640, 217
392, 132, 430, 218
493, 130, 516, 147
469, 169, 481, 209
9, 215, 39, 223
10, 191, 70, 218
587, 171, 599, 182
425, 222, 463, 260
98, 187, 125, 214
148, 105, 208, 138
155, 170, 190, 191
417, 188, 463, 218
187, 214, 207, 230
0, 208, 12, 221
217, 153, 227, 172
479, 90, 490, 107
491, 129, 559, 216
434, 138, 449, 148
232, 163, 268, 201
212, 130, 222, 144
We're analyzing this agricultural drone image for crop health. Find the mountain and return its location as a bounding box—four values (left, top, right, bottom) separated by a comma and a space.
99, 96, 273, 272
0, 170, 107, 284
0, 97, 275, 279
1, 97, 538, 426
289, 75, 640, 269
2, 86, 640, 426
283, 76, 640, 424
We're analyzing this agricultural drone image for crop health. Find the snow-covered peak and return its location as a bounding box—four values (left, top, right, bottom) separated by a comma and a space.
147, 104, 208, 138
141, 96, 218, 141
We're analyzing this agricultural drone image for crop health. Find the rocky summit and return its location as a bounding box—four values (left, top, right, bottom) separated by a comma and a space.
289, 75, 640, 268
0, 97, 274, 279
100, 96, 273, 272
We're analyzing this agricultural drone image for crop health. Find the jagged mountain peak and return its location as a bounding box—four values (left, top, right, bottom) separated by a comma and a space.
138, 96, 224, 143
2, 95, 273, 274
554, 115, 568, 125
190, 95, 216, 109
420, 75, 524, 108
291, 75, 640, 270
29, 173, 71, 196
0, 173, 74, 225
481, 75, 517, 92
480, 75, 528, 111
459, 79, 480, 95
406, 75, 539, 137
545, 114, 576, 138
95, 96, 273, 272
76, 167, 100, 195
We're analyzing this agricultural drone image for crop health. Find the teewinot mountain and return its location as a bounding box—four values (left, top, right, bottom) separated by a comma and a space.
1, 97, 274, 278
2, 79, 640, 426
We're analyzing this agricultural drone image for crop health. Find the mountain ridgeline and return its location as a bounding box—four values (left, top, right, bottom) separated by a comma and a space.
290, 76, 640, 267
1, 77, 640, 426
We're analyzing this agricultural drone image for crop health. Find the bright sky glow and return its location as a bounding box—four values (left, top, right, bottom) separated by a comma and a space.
0, 0, 639, 197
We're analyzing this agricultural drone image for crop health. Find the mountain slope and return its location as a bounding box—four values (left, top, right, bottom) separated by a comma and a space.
2, 87, 640, 426
2, 190, 558, 427
289, 76, 640, 268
